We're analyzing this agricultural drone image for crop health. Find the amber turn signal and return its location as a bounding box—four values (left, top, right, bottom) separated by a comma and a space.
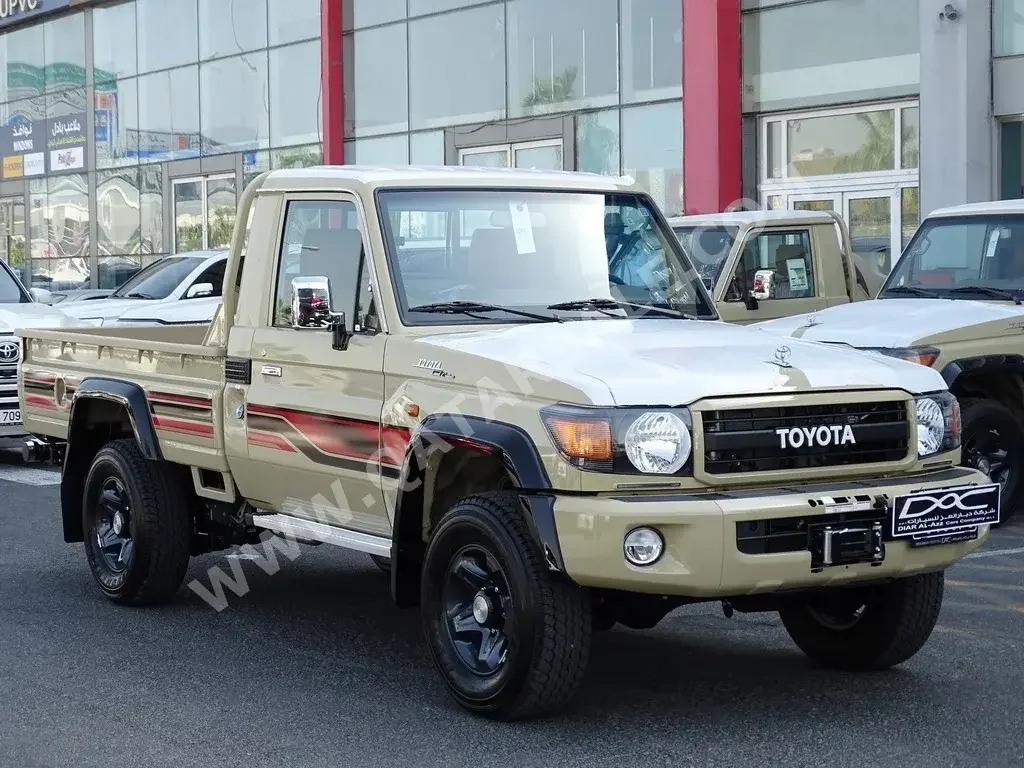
902, 349, 939, 367
545, 416, 613, 461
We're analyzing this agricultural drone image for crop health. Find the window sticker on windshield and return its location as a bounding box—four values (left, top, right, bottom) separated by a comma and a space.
786, 258, 809, 291
508, 201, 536, 255
984, 230, 1001, 260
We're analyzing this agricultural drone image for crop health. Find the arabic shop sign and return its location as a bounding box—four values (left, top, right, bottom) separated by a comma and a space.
47, 113, 86, 172
0, 110, 86, 177
0, 0, 70, 28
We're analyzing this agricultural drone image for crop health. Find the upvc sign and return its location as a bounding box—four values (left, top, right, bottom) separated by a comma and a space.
0, 0, 70, 28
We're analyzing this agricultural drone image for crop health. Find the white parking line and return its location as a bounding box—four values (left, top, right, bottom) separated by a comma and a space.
965, 546, 1024, 560
0, 466, 61, 486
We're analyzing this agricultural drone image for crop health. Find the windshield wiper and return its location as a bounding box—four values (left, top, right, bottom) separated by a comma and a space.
883, 285, 942, 299
123, 291, 157, 299
547, 298, 696, 320
947, 285, 1022, 305
408, 301, 562, 323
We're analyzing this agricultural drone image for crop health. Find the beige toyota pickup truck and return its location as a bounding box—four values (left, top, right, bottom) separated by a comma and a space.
669, 210, 885, 324
19, 167, 996, 721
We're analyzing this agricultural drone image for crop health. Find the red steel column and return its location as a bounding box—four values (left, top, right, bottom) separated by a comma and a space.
321, 0, 344, 164
682, 0, 741, 214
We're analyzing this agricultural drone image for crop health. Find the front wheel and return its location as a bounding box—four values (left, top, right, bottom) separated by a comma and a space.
82, 439, 192, 606
960, 398, 1024, 524
420, 493, 591, 720
779, 573, 944, 670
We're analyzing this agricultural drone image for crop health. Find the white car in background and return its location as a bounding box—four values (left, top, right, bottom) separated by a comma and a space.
114, 294, 222, 326
61, 249, 227, 326
0, 260, 78, 451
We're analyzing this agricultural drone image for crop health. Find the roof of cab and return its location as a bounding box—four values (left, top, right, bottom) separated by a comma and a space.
257, 165, 643, 193
668, 209, 836, 228
927, 198, 1024, 219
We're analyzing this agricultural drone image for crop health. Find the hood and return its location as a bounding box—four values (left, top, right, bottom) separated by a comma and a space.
418, 318, 948, 407
60, 297, 149, 322
0, 302, 73, 331
753, 298, 1024, 348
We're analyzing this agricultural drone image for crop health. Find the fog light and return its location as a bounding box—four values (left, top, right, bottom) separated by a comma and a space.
623, 527, 664, 566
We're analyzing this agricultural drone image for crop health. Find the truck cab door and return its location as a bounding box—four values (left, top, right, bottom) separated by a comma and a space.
718, 227, 828, 324
231, 195, 393, 537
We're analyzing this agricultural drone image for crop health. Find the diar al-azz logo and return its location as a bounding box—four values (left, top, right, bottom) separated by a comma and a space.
897, 486, 994, 521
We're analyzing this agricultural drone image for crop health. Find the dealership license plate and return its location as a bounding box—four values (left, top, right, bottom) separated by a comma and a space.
0, 409, 20, 425
891, 483, 1001, 541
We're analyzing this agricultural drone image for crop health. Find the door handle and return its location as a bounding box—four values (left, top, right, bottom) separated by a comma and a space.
261, 364, 282, 377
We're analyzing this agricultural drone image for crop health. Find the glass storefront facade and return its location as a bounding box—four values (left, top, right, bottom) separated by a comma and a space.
743, 0, 922, 273
341, 0, 685, 216
0, 0, 1010, 290
0, 0, 323, 291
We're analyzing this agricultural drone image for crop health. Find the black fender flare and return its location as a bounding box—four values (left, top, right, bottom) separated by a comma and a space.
389, 414, 563, 607
940, 355, 1024, 389
60, 378, 160, 543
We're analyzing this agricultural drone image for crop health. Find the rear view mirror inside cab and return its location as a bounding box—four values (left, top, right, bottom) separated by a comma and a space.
488, 208, 547, 228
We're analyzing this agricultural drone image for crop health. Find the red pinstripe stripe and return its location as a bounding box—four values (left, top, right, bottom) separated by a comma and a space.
152, 416, 215, 437
24, 374, 56, 385
149, 392, 213, 408
24, 394, 55, 409
248, 431, 297, 452
247, 404, 410, 465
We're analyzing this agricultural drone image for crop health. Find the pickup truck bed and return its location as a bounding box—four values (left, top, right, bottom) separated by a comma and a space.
20, 323, 229, 471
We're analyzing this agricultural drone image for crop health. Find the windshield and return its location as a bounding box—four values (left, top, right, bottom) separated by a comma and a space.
0, 263, 27, 303
672, 225, 737, 289
883, 215, 1024, 299
111, 256, 203, 300
378, 189, 716, 324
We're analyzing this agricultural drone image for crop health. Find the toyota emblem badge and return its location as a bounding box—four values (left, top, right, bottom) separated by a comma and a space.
0, 341, 19, 363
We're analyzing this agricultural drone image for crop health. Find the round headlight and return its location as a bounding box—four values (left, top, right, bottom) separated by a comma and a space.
916, 397, 945, 456
624, 411, 691, 474
624, 527, 664, 566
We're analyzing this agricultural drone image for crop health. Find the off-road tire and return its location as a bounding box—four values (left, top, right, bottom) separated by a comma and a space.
421, 492, 591, 720
779, 572, 944, 671
82, 439, 192, 606
369, 554, 391, 574
960, 398, 1023, 524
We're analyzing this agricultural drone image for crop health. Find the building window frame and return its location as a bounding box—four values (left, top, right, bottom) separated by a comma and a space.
759, 99, 920, 190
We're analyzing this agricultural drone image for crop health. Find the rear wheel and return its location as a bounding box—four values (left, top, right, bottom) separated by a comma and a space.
779, 573, 944, 670
421, 493, 591, 720
960, 398, 1024, 523
82, 439, 191, 606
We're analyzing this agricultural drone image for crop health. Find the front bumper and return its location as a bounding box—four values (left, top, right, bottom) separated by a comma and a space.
552, 466, 991, 598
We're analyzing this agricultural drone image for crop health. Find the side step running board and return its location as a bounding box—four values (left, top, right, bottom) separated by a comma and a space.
250, 514, 391, 557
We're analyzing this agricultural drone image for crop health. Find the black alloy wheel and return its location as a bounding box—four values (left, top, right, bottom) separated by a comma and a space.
89, 476, 135, 578
421, 493, 591, 720
82, 439, 192, 605
960, 399, 1024, 523
441, 546, 513, 676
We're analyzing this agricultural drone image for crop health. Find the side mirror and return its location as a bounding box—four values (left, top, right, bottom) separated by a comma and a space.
290, 276, 350, 351
750, 269, 774, 307
186, 282, 214, 299
30, 287, 52, 305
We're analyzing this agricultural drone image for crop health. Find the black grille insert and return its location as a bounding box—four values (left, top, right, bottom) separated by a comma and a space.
225, 358, 251, 385
736, 505, 886, 556
702, 400, 909, 474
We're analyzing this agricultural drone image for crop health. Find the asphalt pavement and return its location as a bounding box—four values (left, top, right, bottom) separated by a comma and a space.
0, 455, 1021, 768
